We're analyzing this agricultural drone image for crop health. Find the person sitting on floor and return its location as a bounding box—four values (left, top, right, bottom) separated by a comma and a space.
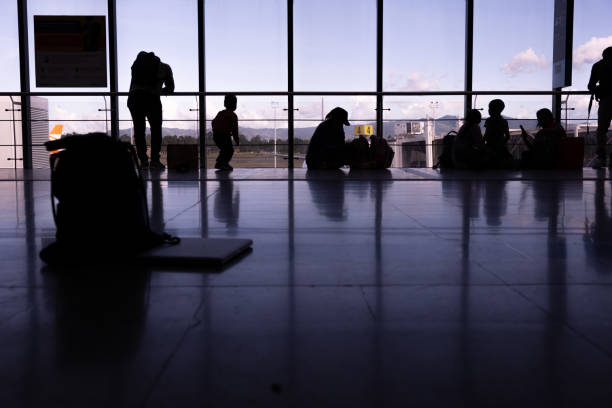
453, 109, 486, 170
520, 108, 567, 169
306, 107, 350, 170
484, 99, 513, 168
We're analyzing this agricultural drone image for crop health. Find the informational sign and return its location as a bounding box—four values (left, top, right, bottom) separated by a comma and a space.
552, 0, 573, 88
354, 125, 373, 136
34, 16, 107, 87
394, 122, 424, 136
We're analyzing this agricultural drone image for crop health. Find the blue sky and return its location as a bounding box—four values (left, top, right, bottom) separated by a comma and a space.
0, 0, 611, 135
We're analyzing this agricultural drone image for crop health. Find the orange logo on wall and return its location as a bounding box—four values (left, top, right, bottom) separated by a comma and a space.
48, 124, 63, 154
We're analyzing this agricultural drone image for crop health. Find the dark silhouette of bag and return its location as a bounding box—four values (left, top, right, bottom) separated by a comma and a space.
559, 137, 584, 169
370, 135, 395, 168
40, 133, 178, 265
433, 131, 457, 169
131, 51, 160, 88
347, 136, 376, 169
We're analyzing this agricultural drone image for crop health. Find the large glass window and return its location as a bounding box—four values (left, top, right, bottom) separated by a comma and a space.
206, 0, 287, 91
294, 0, 376, 160
27, 0, 109, 167
205, 0, 287, 167
474, 0, 554, 120
294, 0, 375, 91
383, 0, 465, 167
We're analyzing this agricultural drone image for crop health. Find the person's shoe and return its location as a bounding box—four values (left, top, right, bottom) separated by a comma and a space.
225, 164, 233, 171
149, 160, 166, 170
215, 163, 223, 169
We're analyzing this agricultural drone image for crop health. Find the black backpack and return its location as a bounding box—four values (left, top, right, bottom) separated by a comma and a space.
40, 133, 178, 265
433, 131, 457, 169
131, 51, 160, 87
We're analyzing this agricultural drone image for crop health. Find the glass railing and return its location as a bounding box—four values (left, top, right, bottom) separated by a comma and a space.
0, 90, 598, 169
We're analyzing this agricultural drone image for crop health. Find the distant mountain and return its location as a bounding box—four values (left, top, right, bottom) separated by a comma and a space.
118, 116, 545, 141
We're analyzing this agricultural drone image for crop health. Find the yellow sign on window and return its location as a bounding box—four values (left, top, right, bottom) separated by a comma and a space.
354, 125, 373, 136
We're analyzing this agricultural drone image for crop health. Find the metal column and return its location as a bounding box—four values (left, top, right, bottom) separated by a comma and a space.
287, 0, 294, 168
17, 0, 31, 169
552, 0, 574, 122
107, 0, 119, 139
198, 0, 207, 168
376, 0, 383, 137
464, 0, 474, 119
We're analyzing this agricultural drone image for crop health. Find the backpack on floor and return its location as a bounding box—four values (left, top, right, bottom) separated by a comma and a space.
433, 131, 457, 169
40, 133, 178, 265
370, 135, 395, 169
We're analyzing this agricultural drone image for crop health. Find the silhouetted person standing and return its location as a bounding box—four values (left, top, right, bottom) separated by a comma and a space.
212, 94, 240, 171
306, 107, 350, 169
589, 47, 612, 168
520, 108, 566, 169
484, 99, 512, 167
128, 51, 174, 170
453, 109, 486, 170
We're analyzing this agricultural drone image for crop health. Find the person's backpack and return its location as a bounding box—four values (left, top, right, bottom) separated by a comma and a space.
433, 131, 457, 169
40, 133, 179, 265
369, 135, 395, 169
347, 136, 375, 169
131, 51, 160, 87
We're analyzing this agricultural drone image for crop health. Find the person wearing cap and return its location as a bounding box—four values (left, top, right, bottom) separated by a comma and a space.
306, 107, 350, 169
589, 46, 612, 168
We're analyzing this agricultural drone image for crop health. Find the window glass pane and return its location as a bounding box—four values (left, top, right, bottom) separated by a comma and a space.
27, 0, 108, 167
383, 1, 465, 168
0, 1, 20, 91
206, 0, 287, 91
294, 0, 375, 91
384, 0, 464, 92
474, 0, 554, 118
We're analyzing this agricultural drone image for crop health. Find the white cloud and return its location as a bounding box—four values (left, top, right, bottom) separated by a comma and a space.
384, 71, 441, 91
392, 99, 463, 120
573, 36, 612, 68
501, 48, 548, 76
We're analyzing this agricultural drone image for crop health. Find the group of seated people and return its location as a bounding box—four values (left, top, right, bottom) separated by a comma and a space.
307, 101, 569, 171
306, 107, 394, 170
451, 99, 567, 170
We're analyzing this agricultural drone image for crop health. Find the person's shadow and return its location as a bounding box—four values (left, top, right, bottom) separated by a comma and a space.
214, 173, 240, 234
584, 169, 612, 267
306, 169, 347, 221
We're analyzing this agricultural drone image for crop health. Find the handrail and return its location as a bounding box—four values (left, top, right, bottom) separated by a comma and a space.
0, 90, 592, 97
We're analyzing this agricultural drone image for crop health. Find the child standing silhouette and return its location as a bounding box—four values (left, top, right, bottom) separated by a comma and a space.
211, 94, 240, 171
483, 99, 512, 167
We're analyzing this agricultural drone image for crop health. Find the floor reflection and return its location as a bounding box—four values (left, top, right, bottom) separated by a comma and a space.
306, 170, 347, 221
213, 173, 240, 234
584, 169, 612, 265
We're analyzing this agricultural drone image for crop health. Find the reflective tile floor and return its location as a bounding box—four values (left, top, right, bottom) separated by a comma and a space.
2, 169, 612, 407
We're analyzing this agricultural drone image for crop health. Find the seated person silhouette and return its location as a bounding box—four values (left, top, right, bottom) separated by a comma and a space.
306, 107, 350, 170
520, 108, 567, 169
484, 99, 513, 167
452, 109, 486, 170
